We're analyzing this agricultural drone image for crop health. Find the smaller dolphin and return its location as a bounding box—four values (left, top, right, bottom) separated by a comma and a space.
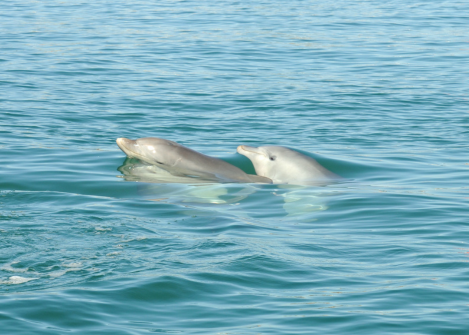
117, 137, 272, 184
237, 145, 341, 186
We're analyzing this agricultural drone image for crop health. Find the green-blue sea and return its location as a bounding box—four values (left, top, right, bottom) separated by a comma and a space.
1, 1, 468, 334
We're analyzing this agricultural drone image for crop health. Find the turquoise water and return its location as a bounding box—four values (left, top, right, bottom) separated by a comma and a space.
1, 0, 469, 333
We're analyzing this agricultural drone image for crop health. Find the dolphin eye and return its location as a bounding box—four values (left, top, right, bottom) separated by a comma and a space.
270, 156, 276, 161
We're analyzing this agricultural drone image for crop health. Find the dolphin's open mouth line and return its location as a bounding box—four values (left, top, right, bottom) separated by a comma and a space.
118, 144, 165, 165
119, 146, 142, 159
239, 145, 267, 158
117, 139, 145, 160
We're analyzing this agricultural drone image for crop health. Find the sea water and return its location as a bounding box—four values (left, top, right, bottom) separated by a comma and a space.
1, 0, 469, 334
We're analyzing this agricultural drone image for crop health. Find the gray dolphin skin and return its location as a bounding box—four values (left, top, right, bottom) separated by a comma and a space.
237, 145, 341, 186
116, 137, 272, 184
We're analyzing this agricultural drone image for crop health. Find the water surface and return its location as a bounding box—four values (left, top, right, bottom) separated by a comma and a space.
1, 0, 469, 334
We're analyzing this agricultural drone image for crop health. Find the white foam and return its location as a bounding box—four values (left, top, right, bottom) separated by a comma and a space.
2, 262, 28, 273
3, 276, 37, 284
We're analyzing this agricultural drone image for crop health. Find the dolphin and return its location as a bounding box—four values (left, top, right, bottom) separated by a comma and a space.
116, 137, 272, 184
237, 145, 341, 186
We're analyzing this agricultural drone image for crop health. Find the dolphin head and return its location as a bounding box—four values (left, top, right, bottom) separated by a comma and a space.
116, 137, 183, 168
237, 145, 297, 183
237, 145, 340, 185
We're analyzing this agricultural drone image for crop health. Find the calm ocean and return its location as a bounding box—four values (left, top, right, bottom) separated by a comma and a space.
1, 0, 468, 334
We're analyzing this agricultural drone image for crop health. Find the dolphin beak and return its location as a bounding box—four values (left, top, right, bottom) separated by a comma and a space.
117, 138, 138, 157
237, 145, 250, 154
116, 138, 126, 147
116, 138, 130, 151
237, 145, 265, 157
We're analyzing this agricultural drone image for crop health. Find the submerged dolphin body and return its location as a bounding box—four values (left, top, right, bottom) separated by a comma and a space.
116, 137, 272, 184
237, 145, 341, 186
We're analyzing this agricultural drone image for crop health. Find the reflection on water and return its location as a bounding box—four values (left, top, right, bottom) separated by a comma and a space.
118, 157, 258, 204
276, 187, 329, 217
118, 158, 215, 184
118, 158, 333, 217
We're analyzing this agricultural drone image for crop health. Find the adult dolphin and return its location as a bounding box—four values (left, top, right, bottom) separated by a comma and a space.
116, 137, 272, 184
237, 145, 341, 186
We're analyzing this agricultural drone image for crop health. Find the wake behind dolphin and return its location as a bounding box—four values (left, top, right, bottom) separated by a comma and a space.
116, 137, 272, 184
